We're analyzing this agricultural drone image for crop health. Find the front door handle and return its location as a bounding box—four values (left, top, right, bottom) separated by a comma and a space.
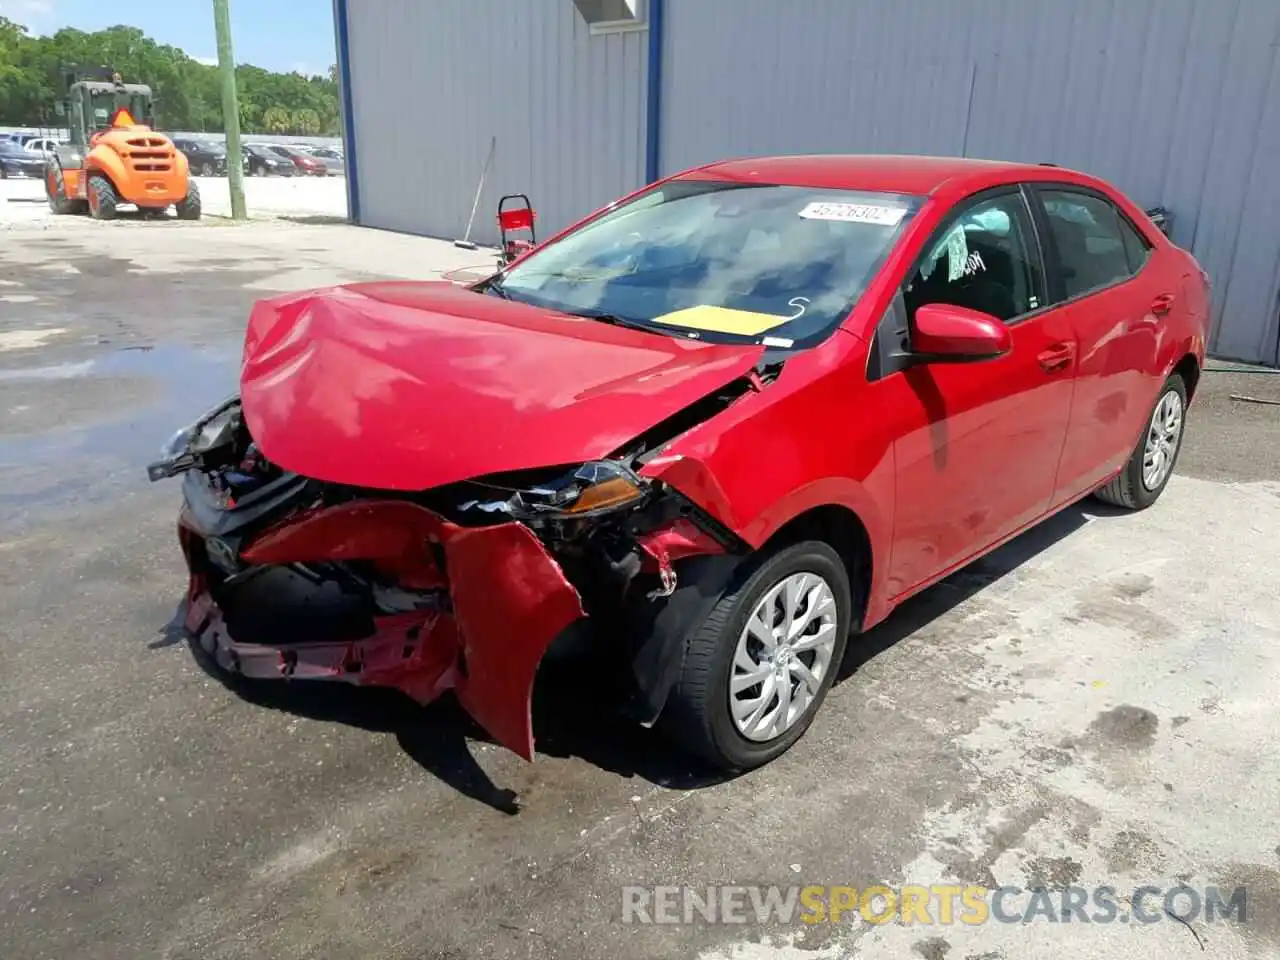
1037, 343, 1074, 373
1150, 293, 1176, 316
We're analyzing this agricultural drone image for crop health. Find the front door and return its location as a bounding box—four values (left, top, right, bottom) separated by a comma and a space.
879, 187, 1077, 599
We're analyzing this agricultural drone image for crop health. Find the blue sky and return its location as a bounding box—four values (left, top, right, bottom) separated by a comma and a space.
0, 0, 336, 75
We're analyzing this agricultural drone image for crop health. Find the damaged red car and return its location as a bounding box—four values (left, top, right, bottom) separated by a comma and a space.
149, 155, 1208, 770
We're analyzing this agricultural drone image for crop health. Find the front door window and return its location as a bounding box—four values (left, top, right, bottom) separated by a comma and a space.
904, 193, 1043, 323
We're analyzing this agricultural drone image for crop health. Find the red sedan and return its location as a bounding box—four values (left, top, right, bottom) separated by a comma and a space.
150, 155, 1208, 771
267, 144, 327, 176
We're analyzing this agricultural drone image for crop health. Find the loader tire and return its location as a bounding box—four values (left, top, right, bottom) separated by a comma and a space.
86, 174, 118, 220
46, 165, 83, 215
175, 181, 202, 221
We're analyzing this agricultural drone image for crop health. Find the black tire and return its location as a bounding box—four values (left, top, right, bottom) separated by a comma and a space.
175, 180, 202, 220
662, 540, 852, 771
250, 162, 263, 176
200, 161, 215, 176
1093, 373, 1188, 510
86, 174, 118, 220
45, 164, 82, 215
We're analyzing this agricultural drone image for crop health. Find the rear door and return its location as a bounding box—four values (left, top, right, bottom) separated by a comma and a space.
1028, 186, 1168, 502
877, 187, 1077, 598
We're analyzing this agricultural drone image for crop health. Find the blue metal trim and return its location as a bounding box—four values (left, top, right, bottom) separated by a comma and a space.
644, 0, 664, 183
333, 0, 360, 222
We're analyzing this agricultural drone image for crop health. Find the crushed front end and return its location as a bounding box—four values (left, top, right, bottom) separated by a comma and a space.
149, 396, 743, 760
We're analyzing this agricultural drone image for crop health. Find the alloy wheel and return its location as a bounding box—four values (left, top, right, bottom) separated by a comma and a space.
729, 572, 839, 742
1142, 389, 1183, 490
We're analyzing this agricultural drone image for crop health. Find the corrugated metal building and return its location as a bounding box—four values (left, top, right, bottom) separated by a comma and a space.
334, 0, 1280, 364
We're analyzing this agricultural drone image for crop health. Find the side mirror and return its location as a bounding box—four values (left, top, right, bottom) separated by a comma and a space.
910, 303, 1011, 362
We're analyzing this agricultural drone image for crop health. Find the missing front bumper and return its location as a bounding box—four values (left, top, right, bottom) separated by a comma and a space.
180, 500, 586, 760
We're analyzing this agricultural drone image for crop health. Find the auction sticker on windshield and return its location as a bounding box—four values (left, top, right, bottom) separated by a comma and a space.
798, 201, 907, 226
651, 305, 789, 336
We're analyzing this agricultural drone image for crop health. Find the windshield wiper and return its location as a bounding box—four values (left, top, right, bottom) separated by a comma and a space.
566, 309, 655, 333
483, 275, 513, 300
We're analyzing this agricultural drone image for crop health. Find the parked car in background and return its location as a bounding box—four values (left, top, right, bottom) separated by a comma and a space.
0, 140, 47, 178
302, 145, 344, 175
243, 144, 295, 176
148, 154, 1209, 772
264, 144, 327, 177
22, 137, 61, 156
173, 138, 228, 176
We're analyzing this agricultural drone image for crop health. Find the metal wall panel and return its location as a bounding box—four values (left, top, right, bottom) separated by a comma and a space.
661, 0, 1280, 363
345, 0, 647, 246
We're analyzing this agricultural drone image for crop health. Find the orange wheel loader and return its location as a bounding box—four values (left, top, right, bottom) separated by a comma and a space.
44, 69, 200, 221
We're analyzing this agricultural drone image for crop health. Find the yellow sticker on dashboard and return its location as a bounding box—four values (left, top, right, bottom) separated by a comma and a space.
651, 305, 790, 336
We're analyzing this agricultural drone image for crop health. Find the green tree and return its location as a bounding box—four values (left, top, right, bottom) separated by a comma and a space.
261, 106, 292, 133
292, 108, 320, 135
0, 20, 340, 135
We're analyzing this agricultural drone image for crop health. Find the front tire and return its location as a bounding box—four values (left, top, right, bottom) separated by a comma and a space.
86, 174, 118, 220
200, 161, 215, 176
663, 541, 851, 771
1093, 373, 1187, 510
45, 165, 82, 215
175, 180, 202, 220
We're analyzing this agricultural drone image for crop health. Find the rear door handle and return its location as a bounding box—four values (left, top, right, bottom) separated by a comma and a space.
1037, 343, 1074, 373
1150, 293, 1176, 316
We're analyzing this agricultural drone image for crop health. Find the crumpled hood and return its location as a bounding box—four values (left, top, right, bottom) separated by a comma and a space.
240, 281, 764, 490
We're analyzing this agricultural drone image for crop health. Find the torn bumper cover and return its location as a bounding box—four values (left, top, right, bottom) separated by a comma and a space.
180, 500, 587, 760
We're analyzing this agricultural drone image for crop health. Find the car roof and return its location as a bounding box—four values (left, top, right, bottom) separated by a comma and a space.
681, 154, 1074, 197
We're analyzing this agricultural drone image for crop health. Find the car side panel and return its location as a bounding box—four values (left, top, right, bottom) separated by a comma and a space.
640, 331, 898, 624
1049, 275, 1169, 501
884, 305, 1076, 596
1044, 234, 1203, 506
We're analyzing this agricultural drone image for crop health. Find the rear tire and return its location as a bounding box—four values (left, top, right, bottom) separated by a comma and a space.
1093, 373, 1187, 510
662, 541, 851, 771
86, 174, 118, 220
175, 180, 202, 220
45, 165, 82, 215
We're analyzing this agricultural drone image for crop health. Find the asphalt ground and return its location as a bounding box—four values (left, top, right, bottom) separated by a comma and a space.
2, 187, 1278, 960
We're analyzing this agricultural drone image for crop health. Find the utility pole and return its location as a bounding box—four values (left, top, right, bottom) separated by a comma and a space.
213, 0, 247, 219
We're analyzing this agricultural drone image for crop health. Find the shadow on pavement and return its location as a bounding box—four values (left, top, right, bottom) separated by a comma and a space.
276, 214, 349, 225
159, 500, 1107, 814
837, 501, 1099, 681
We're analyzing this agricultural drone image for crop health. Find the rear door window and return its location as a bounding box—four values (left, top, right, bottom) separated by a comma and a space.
1038, 189, 1149, 301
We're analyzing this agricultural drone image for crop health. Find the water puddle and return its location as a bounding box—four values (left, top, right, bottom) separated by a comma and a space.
0, 341, 241, 525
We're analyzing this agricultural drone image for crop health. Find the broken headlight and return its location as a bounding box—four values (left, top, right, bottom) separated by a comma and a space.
146, 395, 242, 481
462, 460, 650, 520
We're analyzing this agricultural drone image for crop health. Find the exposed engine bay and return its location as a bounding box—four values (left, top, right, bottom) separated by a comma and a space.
148, 389, 754, 760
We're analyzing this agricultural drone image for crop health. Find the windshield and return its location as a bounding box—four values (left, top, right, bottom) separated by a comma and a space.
89, 91, 151, 130
495, 180, 920, 346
